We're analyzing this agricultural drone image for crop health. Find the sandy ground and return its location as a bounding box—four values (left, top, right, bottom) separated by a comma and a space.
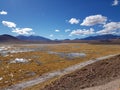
2, 54, 118, 90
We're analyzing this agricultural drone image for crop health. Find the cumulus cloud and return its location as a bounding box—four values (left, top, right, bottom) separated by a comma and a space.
2, 21, 16, 28
50, 34, 54, 37
112, 0, 119, 6
68, 18, 80, 24
65, 29, 71, 32
0, 10, 7, 15
12, 28, 34, 35
2, 20, 35, 35
70, 28, 95, 36
81, 15, 107, 26
55, 30, 60, 32
97, 22, 120, 35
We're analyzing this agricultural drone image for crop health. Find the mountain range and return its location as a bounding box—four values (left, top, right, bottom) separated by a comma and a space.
0, 34, 120, 44
16, 35, 51, 41
80, 34, 120, 40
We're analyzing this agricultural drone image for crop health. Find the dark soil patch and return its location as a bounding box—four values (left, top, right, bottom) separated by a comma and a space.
42, 54, 120, 90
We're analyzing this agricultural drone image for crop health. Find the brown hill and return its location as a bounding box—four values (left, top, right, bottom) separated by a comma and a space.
42, 54, 120, 90
0, 34, 21, 43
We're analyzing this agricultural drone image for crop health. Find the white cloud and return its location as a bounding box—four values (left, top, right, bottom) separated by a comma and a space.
81, 15, 107, 26
68, 18, 80, 24
50, 34, 54, 37
112, 0, 119, 6
2, 20, 35, 35
65, 29, 71, 32
55, 29, 60, 32
0, 10, 7, 15
70, 28, 95, 36
2, 21, 16, 28
97, 22, 120, 35
12, 28, 34, 35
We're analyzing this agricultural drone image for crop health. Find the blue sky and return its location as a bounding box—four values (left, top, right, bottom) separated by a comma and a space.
0, 0, 120, 40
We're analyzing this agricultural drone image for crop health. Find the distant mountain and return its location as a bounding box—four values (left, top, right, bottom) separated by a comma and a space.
80, 34, 120, 40
16, 35, 51, 41
0, 34, 20, 42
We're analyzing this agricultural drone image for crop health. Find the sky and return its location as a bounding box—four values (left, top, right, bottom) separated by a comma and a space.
0, 0, 120, 40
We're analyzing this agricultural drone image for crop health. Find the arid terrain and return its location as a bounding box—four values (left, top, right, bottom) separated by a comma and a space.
42, 54, 120, 90
0, 43, 120, 90
0, 0, 120, 89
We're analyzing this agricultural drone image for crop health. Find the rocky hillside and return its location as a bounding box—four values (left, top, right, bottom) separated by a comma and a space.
42, 54, 120, 90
